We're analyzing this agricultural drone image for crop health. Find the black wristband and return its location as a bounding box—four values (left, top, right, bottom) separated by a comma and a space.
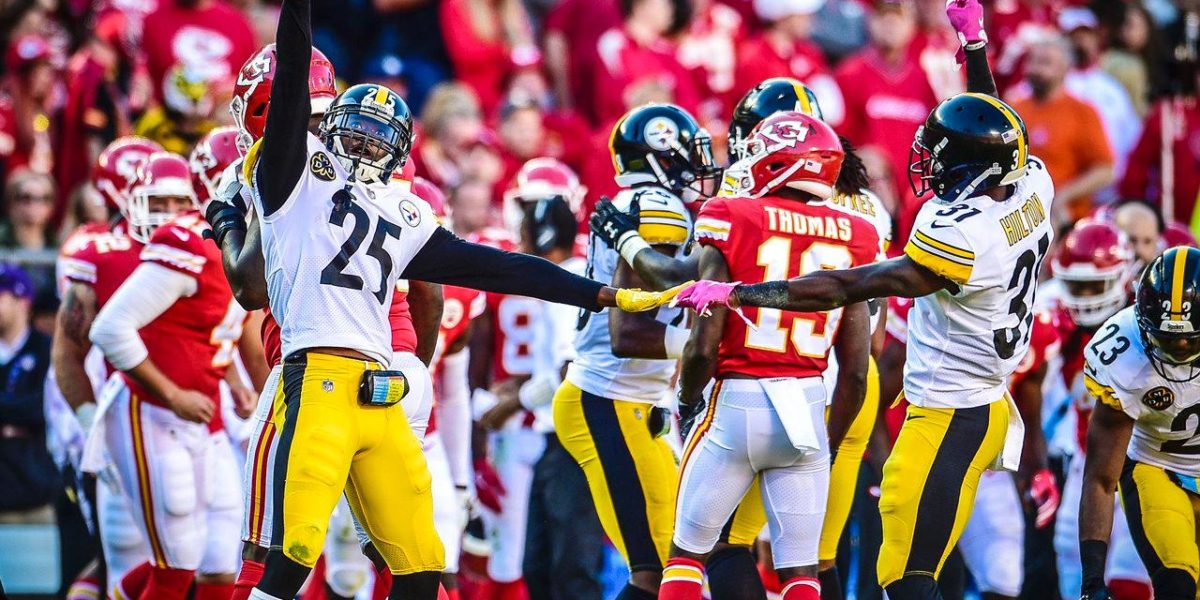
1080, 539, 1108, 593
205, 204, 247, 248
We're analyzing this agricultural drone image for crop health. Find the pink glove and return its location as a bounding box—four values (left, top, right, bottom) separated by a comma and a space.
1029, 468, 1060, 528
946, 0, 987, 63
671, 280, 739, 317
473, 458, 507, 514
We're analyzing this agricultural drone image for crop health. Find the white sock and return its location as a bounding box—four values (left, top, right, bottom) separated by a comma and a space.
248, 590, 286, 600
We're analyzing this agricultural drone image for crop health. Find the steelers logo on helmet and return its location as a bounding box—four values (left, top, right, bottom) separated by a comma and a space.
643, 117, 679, 152
1141, 386, 1175, 410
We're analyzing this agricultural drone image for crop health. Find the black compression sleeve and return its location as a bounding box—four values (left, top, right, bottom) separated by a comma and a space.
402, 228, 604, 312
964, 46, 998, 97
258, 0, 312, 216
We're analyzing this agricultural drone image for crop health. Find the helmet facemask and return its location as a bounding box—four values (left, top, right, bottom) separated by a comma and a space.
1059, 269, 1131, 327
127, 185, 195, 243
645, 130, 721, 201
1141, 323, 1200, 382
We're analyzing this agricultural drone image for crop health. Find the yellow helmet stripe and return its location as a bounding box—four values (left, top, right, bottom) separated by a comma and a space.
1171, 248, 1188, 320
793, 80, 812, 116
373, 86, 389, 106
967, 93, 1026, 168
608, 116, 624, 175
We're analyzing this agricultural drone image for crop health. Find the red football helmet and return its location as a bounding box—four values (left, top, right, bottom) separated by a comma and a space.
723, 111, 844, 199
1164, 222, 1198, 248
411, 177, 447, 222
92, 136, 165, 217
128, 153, 197, 243
189, 126, 242, 205
230, 44, 337, 153
1051, 220, 1135, 327
503, 158, 584, 234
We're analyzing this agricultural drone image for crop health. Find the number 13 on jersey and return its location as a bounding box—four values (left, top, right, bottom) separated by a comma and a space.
745, 237, 852, 357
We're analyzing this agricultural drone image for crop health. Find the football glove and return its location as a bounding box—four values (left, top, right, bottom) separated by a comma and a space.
1029, 467, 1060, 528
946, 0, 987, 63
203, 160, 248, 246
614, 281, 692, 312
473, 458, 507, 514
590, 195, 641, 250
678, 397, 706, 440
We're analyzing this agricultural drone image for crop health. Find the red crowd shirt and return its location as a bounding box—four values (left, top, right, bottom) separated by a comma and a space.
678, 2, 745, 107
140, 1, 256, 99
1118, 99, 1200, 227
733, 36, 829, 113
544, 0, 622, 124
695, 195, 878, 379
591, 27, 701, 126
835, 48, 939, 248
440, 0, 512, 116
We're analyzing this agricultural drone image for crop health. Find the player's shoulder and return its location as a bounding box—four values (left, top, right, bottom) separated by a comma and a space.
1084, 308, 1149, 390
1021, 155, 1054, 206
617, 186, 686, 213
625, 186, 691, 246
142, 211, 213, 273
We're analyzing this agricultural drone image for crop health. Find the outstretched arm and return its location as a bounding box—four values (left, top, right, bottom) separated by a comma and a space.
257, 0, 313, 215
734, 256, 951, 313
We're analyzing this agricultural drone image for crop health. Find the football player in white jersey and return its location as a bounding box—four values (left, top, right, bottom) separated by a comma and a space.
672, 24, 1057, 595
238, 3, 679, 599
555, 102, 719, 600
1079, 246, 1200, 600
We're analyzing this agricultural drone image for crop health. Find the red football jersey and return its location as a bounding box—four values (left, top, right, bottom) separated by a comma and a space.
1010, 309, 1063, 389
130, 211, 243, 432
696, 196, 879, 379
429, 285, 486, 435
59, 223, 145, 375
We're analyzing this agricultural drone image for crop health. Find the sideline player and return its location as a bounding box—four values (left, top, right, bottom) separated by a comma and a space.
555, 102, 719, 600
657, 112, 876, 600
672, 15, 1057, 597
235, 2, 678, 598
89, 152, 246, 600
1079, 247, 1200, 600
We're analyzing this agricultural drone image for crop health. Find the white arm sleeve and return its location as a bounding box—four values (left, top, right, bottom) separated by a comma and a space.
89, 263, 197, 371
438, 348, 474, 488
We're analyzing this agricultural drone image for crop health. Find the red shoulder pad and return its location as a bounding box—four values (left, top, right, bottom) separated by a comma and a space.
694, 197, 735, 250
141, 212, 210, 275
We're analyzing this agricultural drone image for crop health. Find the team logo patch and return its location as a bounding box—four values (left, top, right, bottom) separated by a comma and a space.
310, 152, 336, 181
399, 199, 421, 227
643, 117, 679, 152
322, 379, 334, 393
1143, 386, 1174, 410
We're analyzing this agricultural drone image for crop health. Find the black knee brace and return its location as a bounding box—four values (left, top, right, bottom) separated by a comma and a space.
1152, 568, 1197, 600
706, 546, 766, 600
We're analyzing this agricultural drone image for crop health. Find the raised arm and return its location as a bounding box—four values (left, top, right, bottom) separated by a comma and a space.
946, 0, 998, 97
590, 195, 699, 289
256, 0, 314, 215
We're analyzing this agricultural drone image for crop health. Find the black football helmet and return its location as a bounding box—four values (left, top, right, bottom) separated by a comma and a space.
609, 103, 721, 200
729, 77, 823, 161
1135, 246, 1200, 382
318, 83, 414, 184
909, 92, 1028, 203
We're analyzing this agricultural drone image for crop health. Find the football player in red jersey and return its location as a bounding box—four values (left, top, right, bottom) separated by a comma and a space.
658, 112, 877, 600
1045, 221, 1151, 599
53, 136, 165, 598
88, 152, 246, 600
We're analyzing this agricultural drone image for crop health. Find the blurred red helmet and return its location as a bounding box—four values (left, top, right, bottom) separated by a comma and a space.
189, 126, 242, 205
230, 44, 337, 153
128, 152, 196, 242
92, 136, 165, 216
411, 177, 447, 220
1051, 219, 1134, 327
503, 158, 583, 233
723, 111, 843, 199
6, 34, 54, 74
1164, 222, 1198, 248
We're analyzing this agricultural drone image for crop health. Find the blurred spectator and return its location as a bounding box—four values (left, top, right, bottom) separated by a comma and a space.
677, 0, 744, 116
56, 185, 108, 244
1009, 36, 1114, 224
542, 0, 621, 119
0, 263, 57, 524
0, 34, 60, 180
440, 0, 538, 115
1057, 7, 1140, 182
413, 83, 486, 189
498, 100, 547, 179
134, 65, 226, 154
0, 169, 58, 299
835, 0, 938, 249
1117, 96, 1200, 228
55, 9, 149, 212
362, 53, 411, 100
139, 0, 255, 104
810, 0, 868, 62
591, 0, 700, 125
448, 178, 498, 235
910, 0, 963, 100
1101, 2, 1166, 117
735, 0, 844, 126
1112, 200, 1163, 265
501, 68, 592, 174
986, 0, 1061, 92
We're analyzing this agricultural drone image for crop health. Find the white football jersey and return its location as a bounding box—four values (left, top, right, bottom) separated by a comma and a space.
247, 133, 439, 364
566, 186, 692, 403
1085, 307, 1200, 476
902, 157, 1055, 408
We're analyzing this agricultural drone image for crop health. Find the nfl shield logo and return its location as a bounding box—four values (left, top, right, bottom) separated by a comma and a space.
322, 379, 334, 393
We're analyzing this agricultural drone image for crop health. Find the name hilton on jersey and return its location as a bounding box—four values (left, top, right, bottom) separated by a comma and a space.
999, 194, 1047, 247
764, 206, 854, 241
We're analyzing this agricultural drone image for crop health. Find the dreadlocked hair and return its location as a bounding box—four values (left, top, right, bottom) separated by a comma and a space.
835, 135, 871, 198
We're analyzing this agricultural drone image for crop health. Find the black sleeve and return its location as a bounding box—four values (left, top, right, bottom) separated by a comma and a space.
257, 0, 313, 216
402, 228, 604, 312
964, 46, 998, 97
